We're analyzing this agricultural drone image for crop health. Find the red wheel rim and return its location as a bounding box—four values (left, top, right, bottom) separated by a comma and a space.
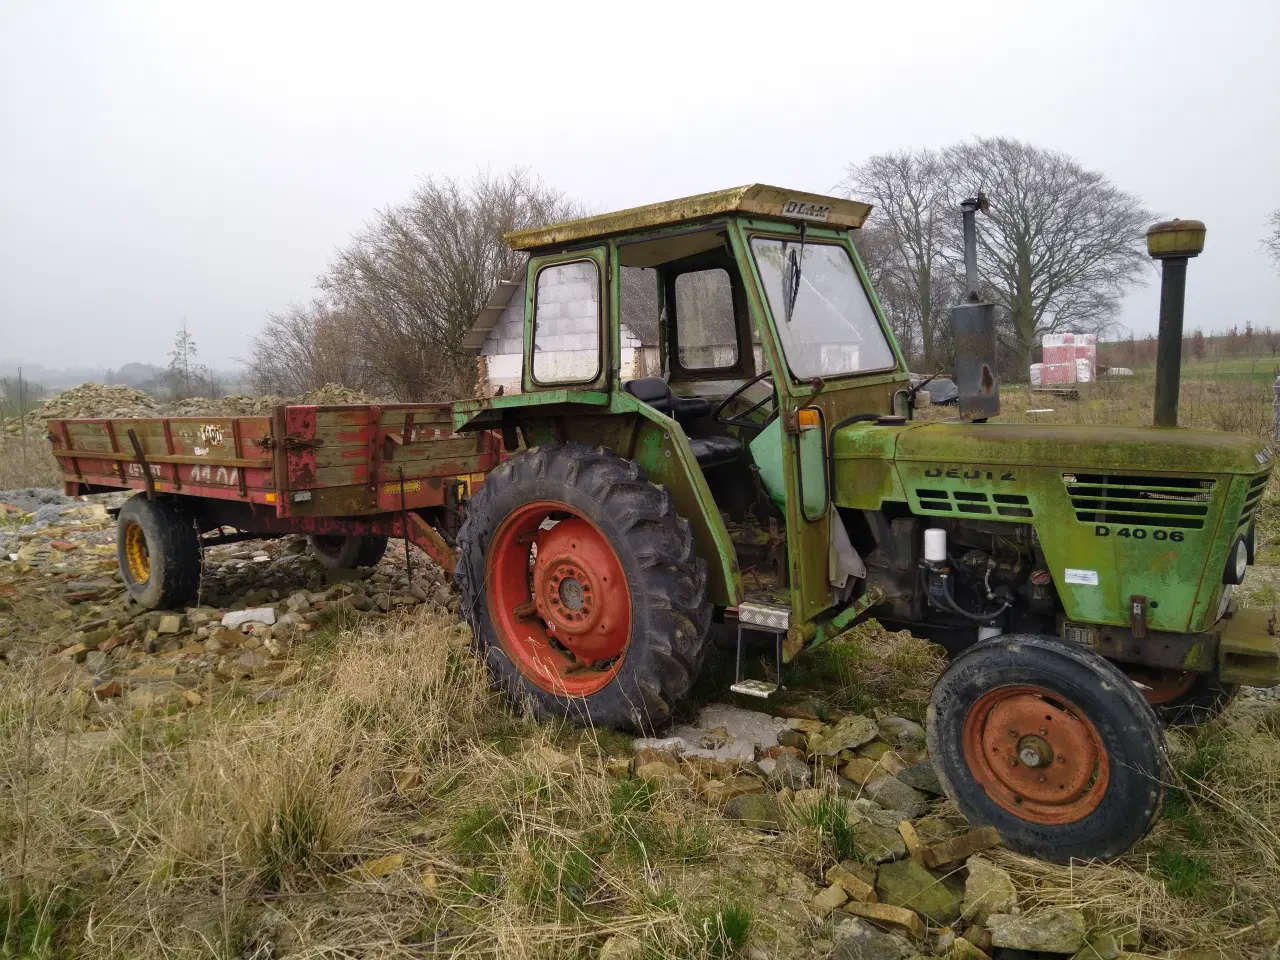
961, 685, 1110, 825
486, 500, 632, 696
1125, 666, 1197, 704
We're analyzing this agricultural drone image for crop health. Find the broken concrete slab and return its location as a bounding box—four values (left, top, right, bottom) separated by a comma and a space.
633, 703, 787, 762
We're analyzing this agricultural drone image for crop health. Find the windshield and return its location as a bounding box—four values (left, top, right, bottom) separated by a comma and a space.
750, 237, 896, 379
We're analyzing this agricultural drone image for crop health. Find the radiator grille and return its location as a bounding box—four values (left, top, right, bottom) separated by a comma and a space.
1238, 471, 1270, 532
915, 489, 1032, 518
1064, 473, 1213, 529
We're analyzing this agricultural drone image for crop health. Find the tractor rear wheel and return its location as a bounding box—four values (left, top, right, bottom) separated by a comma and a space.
927, 634, 1168, 863
454, 441, 711, 732
116, 495, 202, 610
307, 534, 389, 571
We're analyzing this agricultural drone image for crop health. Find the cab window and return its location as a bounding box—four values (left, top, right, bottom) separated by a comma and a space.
674, 268, 738, 371
532, 259, 601, 384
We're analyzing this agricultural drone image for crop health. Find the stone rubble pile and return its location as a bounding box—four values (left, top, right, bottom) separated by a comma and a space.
2, 382, 379, 437
0, 489, 452, 725
623, 704, 1130, 960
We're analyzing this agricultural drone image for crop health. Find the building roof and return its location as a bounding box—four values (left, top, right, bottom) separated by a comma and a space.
505, 184, 872, 251
461, 275, 522, 350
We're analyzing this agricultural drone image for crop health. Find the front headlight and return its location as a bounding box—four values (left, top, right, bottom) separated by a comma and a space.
1224, 537, 1249, 585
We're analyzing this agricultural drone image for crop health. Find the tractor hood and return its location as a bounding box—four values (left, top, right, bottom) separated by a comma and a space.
833, 421, 1271, 476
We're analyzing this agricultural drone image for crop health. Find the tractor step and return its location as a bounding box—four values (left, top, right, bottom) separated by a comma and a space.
730, 678, 779, 698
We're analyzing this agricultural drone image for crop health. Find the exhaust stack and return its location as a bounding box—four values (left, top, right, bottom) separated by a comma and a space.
952, 194, 1000, 421
1147, 219, 1206, 428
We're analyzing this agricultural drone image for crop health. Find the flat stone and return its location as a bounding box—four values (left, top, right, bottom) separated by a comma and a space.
875, 858, 963, 926
811, 884, 850, 917
825, 862, 877, 902
634, 761, 690, 784
863, 776, 928, 818
811, 715, 880, 756
920, 826, 1001, 868
853, 822, 907, 863
950, 937, 991, 960
723, 792, 784, 832
157, 614, 183, 635
988, 908, 1086, 954
896, 761, 943, 796
877, 716, 925, 746
633, 703, 787, 762
961, 856, 1017, 925
698, 774, 766, 806
766, 751, 812, 790
221, 607, 276, 629
832, 916, 916, 960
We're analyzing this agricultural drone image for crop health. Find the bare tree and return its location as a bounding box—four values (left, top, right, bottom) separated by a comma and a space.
943, 137, 1153, 373
841, 149, 954, 370
320, 168, 583, 401
1265, 209, 1280, 269
246, 300, 372, 396
166, 321, 213, 400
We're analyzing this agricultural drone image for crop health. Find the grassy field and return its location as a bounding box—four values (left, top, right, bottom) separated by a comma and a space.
4, 368, 1280, 957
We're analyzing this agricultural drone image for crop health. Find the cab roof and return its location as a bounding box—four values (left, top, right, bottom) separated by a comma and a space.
504, 184, 872, 252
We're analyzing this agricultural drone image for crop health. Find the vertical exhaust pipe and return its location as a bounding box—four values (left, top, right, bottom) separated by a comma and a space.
952, 194, 1000, 421
1147, 219, 1206, 428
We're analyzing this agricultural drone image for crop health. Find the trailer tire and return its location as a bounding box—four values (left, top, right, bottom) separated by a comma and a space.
454, 441, 711, 732
116, 495, 202, 610
927, 634, 1168, 863
307, 534, 388, 571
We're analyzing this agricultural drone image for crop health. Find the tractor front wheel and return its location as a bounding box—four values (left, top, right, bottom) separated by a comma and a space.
927, 634, 1168, 863
1126, 666, 1237, 727
454, 442, 711, 732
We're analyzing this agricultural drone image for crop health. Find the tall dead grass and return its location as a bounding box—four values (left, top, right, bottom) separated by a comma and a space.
0, 610, 770, 958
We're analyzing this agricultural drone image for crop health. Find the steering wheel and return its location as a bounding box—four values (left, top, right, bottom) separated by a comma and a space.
714, 369, 777, 428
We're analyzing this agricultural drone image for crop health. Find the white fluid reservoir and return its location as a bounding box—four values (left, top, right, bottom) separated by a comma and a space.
923, 528, 947, 563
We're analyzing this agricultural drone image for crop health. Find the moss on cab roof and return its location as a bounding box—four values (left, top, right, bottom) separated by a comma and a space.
504, 184, 872, 252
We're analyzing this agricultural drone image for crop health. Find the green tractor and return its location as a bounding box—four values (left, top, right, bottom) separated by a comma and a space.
449, 185, 1277, 862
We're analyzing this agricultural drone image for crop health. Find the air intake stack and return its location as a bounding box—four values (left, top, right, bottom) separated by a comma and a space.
952, 194, 1000, 421
1147, 219, 1206, 428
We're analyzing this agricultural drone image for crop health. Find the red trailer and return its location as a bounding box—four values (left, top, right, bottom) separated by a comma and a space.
48, 402, 501, 608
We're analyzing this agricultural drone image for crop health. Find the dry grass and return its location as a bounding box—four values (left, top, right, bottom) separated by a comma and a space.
0, 610, 781, 958
0, 435, 60, 491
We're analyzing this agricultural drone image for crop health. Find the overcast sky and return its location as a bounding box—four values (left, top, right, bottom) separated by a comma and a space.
2, 0, 1277, 371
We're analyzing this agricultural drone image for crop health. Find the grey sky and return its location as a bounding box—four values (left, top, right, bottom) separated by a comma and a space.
2, 0, 1277, 371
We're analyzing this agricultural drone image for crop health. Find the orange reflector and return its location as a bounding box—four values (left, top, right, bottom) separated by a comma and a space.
264, 493, 276, 503
797, 408, 821, 430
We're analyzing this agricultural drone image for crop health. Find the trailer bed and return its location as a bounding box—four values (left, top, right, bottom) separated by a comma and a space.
49, 402, 501, 520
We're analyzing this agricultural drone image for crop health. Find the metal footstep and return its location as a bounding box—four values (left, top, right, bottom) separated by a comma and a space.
731, 601, 788, 699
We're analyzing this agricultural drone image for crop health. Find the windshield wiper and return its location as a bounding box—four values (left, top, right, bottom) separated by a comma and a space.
782, 222, 808, 322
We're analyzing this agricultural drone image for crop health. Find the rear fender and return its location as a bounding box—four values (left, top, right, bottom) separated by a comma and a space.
500, 392, 741, 607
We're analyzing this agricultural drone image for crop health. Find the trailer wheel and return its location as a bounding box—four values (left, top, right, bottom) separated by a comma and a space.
927, 634, 1168, 863
116, 496, 202, 610
454, 441, 711, 732
307, 534, 389, 571
1128, 667, 1237, 727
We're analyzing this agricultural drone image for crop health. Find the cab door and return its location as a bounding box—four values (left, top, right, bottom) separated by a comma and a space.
522, 247, 611, 394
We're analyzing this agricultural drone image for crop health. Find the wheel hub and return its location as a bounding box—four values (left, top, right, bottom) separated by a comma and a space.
123, 521, 150, 584
486, 501, 632, 696
963, 685, 1109, 824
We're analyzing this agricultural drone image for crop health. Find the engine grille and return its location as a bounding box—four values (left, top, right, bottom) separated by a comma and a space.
915, 489, 1033, 518
1063, 473, 1214, 529
1237, 471, 1270, 533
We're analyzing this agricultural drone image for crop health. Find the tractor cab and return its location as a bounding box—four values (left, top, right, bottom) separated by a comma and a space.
453, 184, 909, 674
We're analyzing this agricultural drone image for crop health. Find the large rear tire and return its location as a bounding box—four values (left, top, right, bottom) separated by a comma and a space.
307, 534, 389, 571
116, 495, 202, 610
926, 634, 1168, 863
454, 441, 712, 732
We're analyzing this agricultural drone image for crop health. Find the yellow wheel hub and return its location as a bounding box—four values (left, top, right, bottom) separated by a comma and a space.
124, 522, 150, 584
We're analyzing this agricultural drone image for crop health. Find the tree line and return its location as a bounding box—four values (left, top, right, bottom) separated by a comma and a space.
244, 145, 1280, 398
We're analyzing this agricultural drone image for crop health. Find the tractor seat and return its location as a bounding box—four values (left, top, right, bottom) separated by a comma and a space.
623, 377, 743, 467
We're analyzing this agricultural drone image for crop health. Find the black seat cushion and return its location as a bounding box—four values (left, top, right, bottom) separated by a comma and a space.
622, 377, 712, 421
688, 435, 743, 467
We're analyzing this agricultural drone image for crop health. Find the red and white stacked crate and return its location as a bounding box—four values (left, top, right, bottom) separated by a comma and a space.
1031, 333, 1096, 385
